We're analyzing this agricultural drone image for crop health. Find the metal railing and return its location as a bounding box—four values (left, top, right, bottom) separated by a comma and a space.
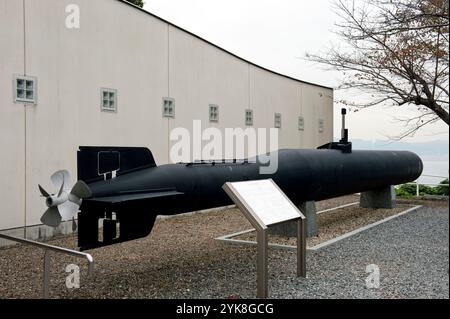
0, 233, 94, 299
402, 174, 449, 197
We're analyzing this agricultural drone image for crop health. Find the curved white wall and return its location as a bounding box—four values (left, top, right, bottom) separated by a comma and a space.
0, 0, 333, 230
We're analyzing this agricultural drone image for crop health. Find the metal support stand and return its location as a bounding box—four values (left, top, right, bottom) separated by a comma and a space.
256, 218, 306, 299
43, 251, 51, 299
256, 229, 268, 299
223, 180, 307, 299
297, 219, 306, 277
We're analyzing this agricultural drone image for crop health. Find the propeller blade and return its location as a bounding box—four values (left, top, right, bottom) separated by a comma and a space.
50, 171, 64, 190
38, 184, 50, 198
58, 200, 80, 220
51, 170, 71, 192
40, 207, 62, 227
61, 170, 71, 190
57, 178, 65, 197
40, 170, 86, 226
71, 181, 92, 199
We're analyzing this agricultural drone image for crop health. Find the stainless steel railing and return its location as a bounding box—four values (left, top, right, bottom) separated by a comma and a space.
404, 174, 449, 197
0, 233, 93, 299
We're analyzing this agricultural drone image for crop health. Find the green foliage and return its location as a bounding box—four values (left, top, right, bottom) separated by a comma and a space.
435, 179, 449, 196
396, 179, 449, 197
396, 183, 416, 198
419, 185, 435, 196
126, 0, 145, 8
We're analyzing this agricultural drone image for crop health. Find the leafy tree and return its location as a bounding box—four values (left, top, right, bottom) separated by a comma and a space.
126, 0, 145, 8
435, 178, 449, 195
396, 183, 417, 197
396, 178, 449, 197
308, 0, 449, 139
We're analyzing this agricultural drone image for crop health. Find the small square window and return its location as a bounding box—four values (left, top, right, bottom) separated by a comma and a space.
298, 116, 305, 131
274, 113, 282, 128
245, 109, 253, 126
163, 98, 175, 118
17, 79, 25, 89
101, 88, 117, 112
26, 80, 33, 90
209, 104, 219, 123
319, 119, 325, 133
14, 75, 37, 104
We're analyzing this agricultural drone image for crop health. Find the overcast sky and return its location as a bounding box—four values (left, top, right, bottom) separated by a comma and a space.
144, 0, 449, 143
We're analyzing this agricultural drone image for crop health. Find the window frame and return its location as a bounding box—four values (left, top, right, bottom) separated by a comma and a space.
274, 113, 282, 129
14, 75, 37, 104
245, 109, 254, 126
318, 119, 325, 133
298, 116, 305, 131
100, 88, 118, 113
209, 104, 219, 123
162, 97, 175, 118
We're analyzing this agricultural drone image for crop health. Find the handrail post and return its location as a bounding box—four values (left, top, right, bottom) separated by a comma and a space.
43, 250, 51, 299
88, 259, 94, 275
0, 233, 94, 299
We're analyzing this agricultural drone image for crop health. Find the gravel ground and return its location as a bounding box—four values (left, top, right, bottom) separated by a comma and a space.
237, 204, 415, 247
269, 205, 449, 299
316, 194, 360, 211
397, 197, 449, 208
0, 197, 447, 299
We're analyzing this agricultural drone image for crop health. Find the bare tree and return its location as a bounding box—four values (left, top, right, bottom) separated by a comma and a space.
126, 0, 145, 8
307, 0, 449, 139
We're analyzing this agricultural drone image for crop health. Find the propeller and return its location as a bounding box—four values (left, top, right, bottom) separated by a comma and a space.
39, 170, 92, 228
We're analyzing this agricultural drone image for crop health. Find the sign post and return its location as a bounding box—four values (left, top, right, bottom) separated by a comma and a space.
297, 218, 306, 277
223, 179, 306, 299
256, 227, 269, 298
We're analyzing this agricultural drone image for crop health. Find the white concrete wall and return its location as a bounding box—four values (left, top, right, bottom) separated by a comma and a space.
0, 0, 333, 231
0, 0, 26, 230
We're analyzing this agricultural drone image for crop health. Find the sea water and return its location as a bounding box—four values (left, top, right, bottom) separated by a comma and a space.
418, 156, 449, 185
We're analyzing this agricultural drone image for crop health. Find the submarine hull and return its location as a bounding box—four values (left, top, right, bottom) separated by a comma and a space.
77, 147, 422, 250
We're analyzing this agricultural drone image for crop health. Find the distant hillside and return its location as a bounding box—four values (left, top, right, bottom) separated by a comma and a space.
349, 139, 449, 157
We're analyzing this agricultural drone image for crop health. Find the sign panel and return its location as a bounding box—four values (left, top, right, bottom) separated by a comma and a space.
222, 179, 307, 298
224, 179, 304, 227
